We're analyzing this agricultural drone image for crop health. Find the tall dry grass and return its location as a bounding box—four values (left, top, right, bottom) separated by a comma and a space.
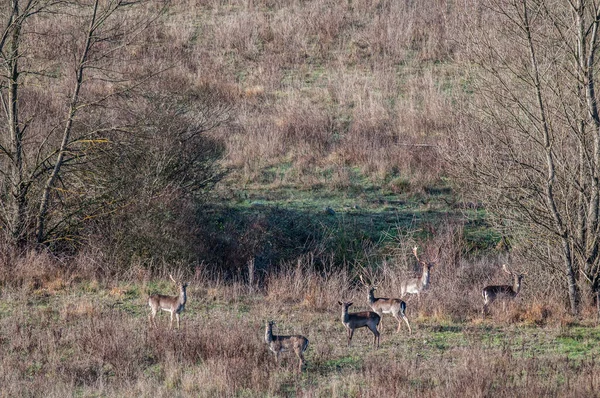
0, 246, 597, 397
158, 0, 474, 188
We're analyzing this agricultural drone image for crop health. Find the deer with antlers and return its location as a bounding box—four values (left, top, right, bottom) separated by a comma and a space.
359, 275, 412, 334
264, 321, 309, 372
482, 264, 526, 316
148, 274, 188, 329
400, 246, 435, 300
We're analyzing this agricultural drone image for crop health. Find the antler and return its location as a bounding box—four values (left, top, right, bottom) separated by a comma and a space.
434, 246, 442, 263
169, 274, 177, 283
359, 275, 368, 287
357, 265, 381, 288
413, 246, 423, 264
502, 263, 528, 276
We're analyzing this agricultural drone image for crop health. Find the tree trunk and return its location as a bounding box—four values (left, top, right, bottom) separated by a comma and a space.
7, 0, 27, 246
562, 238, 579, 315
35, 0, 99, 244
524, 0, 580, 315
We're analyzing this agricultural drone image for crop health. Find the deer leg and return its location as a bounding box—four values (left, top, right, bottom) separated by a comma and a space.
347, 328, 354, 346
149, 308, 158, 328
402, 314, 412, 334
176, 313, 180, 329
482, 295, 490, 317
169, 311, 174, 329
395, 313, 411, 334
296, 349, 305, 372
368, 324, 380, 348
392, 312, 402, 333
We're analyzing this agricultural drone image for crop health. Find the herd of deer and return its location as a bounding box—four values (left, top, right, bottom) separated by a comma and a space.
148, 247, 526, 372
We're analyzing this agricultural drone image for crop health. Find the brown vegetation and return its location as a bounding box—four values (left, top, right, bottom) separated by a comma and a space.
1, 0, 600, 395
0, 0, 466, 270
0, 248, 598, 396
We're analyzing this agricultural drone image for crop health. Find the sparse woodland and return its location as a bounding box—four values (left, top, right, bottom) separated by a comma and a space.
1, 0, 600, 396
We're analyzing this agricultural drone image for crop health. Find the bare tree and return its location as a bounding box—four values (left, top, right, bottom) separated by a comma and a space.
0, 1, 230, 251
449, 0, 600, 314
0, 0, 153, 246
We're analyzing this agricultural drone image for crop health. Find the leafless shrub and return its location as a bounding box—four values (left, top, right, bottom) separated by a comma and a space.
0, 246, 63, 289
265, 255, 351, 311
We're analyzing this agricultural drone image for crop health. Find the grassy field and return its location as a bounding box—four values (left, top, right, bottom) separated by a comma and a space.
2, 183, 577, 397
2, 1, 598, 396
1, 271, 599, 397
199, 178, 498, 277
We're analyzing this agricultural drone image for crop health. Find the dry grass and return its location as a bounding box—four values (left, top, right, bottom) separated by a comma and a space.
159, 0, 466, 188
1, 249, 599, 397
2, 1, 599, 396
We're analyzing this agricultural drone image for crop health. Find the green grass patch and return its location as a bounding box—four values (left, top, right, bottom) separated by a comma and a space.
209, 177, 498, 273
555, 326, 600, 360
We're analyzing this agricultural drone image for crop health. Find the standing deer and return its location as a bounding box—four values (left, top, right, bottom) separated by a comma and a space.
338, 301, 381, 348
482, 264, 525, 316
360, 275, 411, 334
400, 246, 435, 300
368, 286, 412, 334
264, 321, 309, 372
148, 274, 188, 329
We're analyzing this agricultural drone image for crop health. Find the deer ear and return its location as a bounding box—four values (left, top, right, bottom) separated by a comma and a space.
338, 301, 343, 305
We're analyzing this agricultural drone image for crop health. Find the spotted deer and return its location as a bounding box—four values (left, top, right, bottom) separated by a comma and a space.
338, 301, 381, 348
359, 275, 411, 334
482, 264, 526, 316
148, 274, 188, 329
264, 321, 309, 372
400, 246, 435, 300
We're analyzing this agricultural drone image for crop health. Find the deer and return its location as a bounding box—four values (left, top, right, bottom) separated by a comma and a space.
482, 264, 526, 316
400, 246, 435, 300
264, 321, 309, 372
359, 275, 412, 334
338, 301, 381, 348
148, 274, 188, 329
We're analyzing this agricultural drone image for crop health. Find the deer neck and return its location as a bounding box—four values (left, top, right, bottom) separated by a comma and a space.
179, 287, 187, 306
420, 266, 430, 287
367, 290, 376, 305
341, 307, 350, 323
513, 276, 522, 295
265, 324, 273, 343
